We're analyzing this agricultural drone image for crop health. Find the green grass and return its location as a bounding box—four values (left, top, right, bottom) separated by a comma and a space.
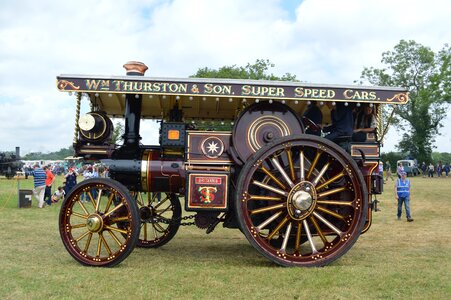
0, 175, 450, 299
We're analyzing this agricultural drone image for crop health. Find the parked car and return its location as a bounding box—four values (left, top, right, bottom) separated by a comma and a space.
397, 159, 420, 176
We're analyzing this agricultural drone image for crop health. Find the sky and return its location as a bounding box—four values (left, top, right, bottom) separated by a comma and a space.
0, 0, 450, 155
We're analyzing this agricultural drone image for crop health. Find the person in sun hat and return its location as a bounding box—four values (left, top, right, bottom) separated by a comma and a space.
395, 171, 414, 222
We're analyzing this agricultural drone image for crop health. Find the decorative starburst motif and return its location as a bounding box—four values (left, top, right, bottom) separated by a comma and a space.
207, 141, 219, 154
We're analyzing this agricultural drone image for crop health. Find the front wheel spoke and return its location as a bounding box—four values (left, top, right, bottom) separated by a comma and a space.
77, 201, 89, 215
87, 191, 95, 206
104, 225, 128, 235
279, 222, 293, 254
96, 235, 102, 257
106, 229, 122, 246
252, 180, 288, 197
309, 216, 328, 245
313, 212, 343, 236
76, 230, 91, 243
109, 216, 130, 223
317, 186, 346, 198
82, 232, 93, 253
71, 212, 89, 219
316, 171, 346, 190
95, 189, 103, 212
303, 219, 318, 254
256, 211, 283, 231
307, 151, 322, 180
104, 193, 115, 213
250, 203, 285, 215
71, 223, 87, 229
104, 202, 125, 217
99, 233, 112, 255
315, 205, 346, 220
267, 215, 290, 241
271, 157, 294, 188
261, 166, 286, 190
317, 200, 353, 207
312, 162, 330, 187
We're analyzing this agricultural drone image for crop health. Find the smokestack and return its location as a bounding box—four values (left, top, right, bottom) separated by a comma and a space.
15, 146, 20, 159
121, 61, 148, 149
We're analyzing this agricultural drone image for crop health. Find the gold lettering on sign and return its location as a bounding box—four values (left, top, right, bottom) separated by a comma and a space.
111, 81, 188, 93
241, 85, 285, 97
204, 84, 232, 95
294, 87, 335, 99
343, 89, 377, 100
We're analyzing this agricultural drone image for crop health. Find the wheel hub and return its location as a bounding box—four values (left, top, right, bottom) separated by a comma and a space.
287, 182, 317, 220
140, 206, 153, 222
86, 214, 103, 232
292, 190, 313, 210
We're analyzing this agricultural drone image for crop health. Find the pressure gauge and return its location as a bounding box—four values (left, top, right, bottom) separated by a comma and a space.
78, 114, 96, 131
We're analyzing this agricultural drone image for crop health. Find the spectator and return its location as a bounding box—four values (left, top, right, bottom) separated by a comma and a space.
81, 166, 94, 202
421, 162, 427, 178
43, 165, 55, 206
64, 167, 78, 195
436, 162, 442, 177
444, 162, 450, 178
395, 171, 414, 222
428, 163, 435, 178
397, 162, 404, 179
52, 186, 66, 203
385, 161, 394, 182
32, 164, 46, 208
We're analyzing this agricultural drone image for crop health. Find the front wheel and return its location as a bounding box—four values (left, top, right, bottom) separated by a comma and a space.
236, 135, 368, 267
59, 178, 140, 267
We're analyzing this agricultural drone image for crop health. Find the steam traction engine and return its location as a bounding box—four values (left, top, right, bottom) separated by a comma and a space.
57, 62, 408, 267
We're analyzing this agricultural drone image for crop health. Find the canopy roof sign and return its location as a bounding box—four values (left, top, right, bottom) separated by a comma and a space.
57, 73, 408, 120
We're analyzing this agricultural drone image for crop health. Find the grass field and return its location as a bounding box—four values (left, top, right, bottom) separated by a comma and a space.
0, 175, 450, 299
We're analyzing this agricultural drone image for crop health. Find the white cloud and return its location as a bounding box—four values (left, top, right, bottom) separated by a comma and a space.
0, 0, 450, 153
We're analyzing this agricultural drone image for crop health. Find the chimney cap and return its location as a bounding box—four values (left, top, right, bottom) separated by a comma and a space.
123, 61, 148, 76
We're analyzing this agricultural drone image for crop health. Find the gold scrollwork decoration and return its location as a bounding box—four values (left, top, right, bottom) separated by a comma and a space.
58, 80, 80, 90
386, 93, 408, 103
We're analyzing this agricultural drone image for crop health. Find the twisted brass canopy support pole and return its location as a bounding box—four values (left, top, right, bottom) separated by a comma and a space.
73, 92, 82, 145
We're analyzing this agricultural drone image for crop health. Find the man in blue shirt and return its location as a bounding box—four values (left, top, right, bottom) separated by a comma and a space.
32, 164, 47, 208
395, 171, 414, 222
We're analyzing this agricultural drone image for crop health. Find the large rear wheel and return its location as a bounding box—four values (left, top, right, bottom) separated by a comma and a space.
236, 135, 368, 267
59, 178, 139, 267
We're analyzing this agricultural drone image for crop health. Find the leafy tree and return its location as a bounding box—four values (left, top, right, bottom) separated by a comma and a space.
111, 120, 125, 144
191, 59, 298, 81
359, 40, 451, 164
22, 146, 74, 160
381, 151, 404, 172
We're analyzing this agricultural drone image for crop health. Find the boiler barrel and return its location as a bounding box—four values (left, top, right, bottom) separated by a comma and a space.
103, 149, 185, 193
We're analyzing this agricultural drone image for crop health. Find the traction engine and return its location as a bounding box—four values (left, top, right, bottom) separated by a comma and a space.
57, 62, 408, 267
